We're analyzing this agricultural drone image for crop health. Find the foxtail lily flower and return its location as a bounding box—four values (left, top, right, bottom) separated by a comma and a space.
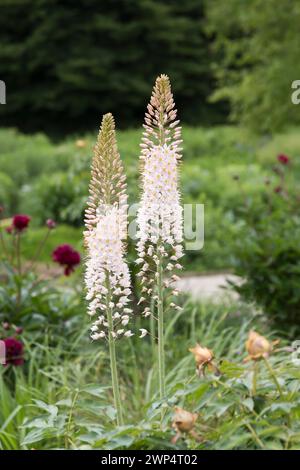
84, 113, 132, 340
136, 74, 184, 401
84, 113, 131, 426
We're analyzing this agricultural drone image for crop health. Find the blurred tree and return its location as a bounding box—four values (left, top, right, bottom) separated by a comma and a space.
206, 0, 300, 133
0, 0, 226, 135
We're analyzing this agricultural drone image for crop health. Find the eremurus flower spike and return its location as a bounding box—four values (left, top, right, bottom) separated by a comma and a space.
84, 113, 131, 333
136, 75, 184, 404
84, 113, 132, 426
84, 113, 127, 234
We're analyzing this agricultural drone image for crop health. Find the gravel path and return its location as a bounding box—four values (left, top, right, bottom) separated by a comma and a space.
174, 273, 241, 301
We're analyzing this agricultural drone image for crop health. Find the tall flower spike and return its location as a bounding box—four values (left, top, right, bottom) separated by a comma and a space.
84, 113, 132, 426
136, 75, 184, 400
84, 113, 131, 336
85, 113, 127, 235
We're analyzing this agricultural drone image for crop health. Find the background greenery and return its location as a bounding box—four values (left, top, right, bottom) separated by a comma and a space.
1, 125, 299, 275
207, 0, 300, 132
1, 0, 299, 135
0, 0, 226, 135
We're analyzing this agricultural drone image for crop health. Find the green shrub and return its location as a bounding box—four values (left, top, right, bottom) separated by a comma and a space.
0, 129, 70, 186
23, 172, 89, 226
207, 0, 300, 132
0, 172, 15, 213
231, 159, 300, 332
0, 221, 83, 331
232, 212, 300, 332
0, 269, 83, 332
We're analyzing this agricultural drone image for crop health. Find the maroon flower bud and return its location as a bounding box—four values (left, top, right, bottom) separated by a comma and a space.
52, 244, 81, 276
277, 154, 289, 165
3, 337, 24, 366
12, 214, 31, 232
46, 219, 56, 229
15, 326, 23, 335
2, 322, 10, 330
5, 226, 13, 234
274, 186, 282, 194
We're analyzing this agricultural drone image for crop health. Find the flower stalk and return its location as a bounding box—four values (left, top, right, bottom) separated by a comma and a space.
106, 281, 124, 425
84, 113, 132, 426
157, 251, 165, 398
262, 356, 283, 398
29, 223, 54, 271
136, 75, 183, 402
251, 362, 258, 397
0, 209, 8, 258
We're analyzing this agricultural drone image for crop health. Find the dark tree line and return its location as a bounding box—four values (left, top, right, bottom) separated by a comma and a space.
0, 0, 227, 135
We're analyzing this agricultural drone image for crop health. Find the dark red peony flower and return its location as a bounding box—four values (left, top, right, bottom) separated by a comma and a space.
12, 214, 31, 232
3, 337, 24, 366
52, 244, 81, 276
46, 219, 56, 229
277, 154, 289, 165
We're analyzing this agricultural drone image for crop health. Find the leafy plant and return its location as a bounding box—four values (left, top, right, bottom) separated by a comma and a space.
1, 299, 298, 450
0, 210, 82, 332
231, 155, 300, 331
207, 0, 300, 132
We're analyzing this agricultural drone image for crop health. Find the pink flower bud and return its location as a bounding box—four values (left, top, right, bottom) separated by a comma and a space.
46, 219, 56, 229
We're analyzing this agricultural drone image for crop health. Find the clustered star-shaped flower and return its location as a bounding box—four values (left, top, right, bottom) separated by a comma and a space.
136, 75, 184, 315
84, 113, 133, 340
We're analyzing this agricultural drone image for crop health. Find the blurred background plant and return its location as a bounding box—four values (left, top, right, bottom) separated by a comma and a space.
230, 155, 300, 332
206, 0, 300, 133
0, 209, 82, 332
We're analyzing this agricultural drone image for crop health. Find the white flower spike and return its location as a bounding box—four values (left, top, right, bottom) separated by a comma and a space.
84, 113, 133, 341
136, 75, 184, 399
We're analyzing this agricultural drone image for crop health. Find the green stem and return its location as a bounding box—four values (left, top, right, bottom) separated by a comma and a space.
244, 422, 265, 449
150, 296, 156, 363
28, 228, 51, 272
0, 226, 7, 259
15, 233, 22, 309
251, 362, 258, 397
16, 232, 21, 276
106, 285, 124, 426
263, 357, 283, 398
65, 388, 79, 449
157, 253, 165, 401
